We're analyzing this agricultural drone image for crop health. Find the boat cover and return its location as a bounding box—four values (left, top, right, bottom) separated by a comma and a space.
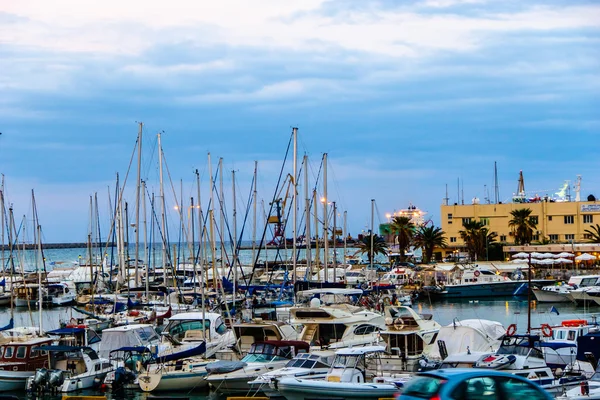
205, 360, 247, 374
426, 319, 506, 359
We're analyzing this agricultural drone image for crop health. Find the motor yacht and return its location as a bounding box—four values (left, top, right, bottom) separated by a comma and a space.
248, 350, 334, 398
206, 340, 309, 394
276, 346, 402, 400
291, 288, 385, 350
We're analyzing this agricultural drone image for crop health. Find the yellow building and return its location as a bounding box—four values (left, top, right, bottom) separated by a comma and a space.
440, 200, 600, 255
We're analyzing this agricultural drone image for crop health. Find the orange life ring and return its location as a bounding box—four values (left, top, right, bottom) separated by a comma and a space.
541, 323, 553, 337
506, 323, 517, 336
474, 270, 481, 277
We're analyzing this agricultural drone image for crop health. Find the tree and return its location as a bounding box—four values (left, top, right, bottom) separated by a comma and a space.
354, 233, 388, 263
584, 224, 600, 243
508, 208, 537, 245
389, 216, 415, 261
413, 225, 447, 263
459, 220, 497, 261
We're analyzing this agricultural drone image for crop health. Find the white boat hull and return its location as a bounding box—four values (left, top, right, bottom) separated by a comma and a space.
61, 371, 110, 392
277, 377, 398, 400
139, 370, 208, 392
532, 288, 572, 303
0, 370, 34, 392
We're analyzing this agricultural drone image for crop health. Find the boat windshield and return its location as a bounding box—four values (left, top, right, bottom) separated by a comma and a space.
167, 320, 210, 340
497, 345, 543, 359
285, 353, 330, 369
242, 353, 287, 363
332, 354, 364, 370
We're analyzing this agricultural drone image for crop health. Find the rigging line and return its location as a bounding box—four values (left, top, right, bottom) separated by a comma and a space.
248, 132, 294, 283
230, 172, 255, 287
101, 137, 139, 262
327, 157, 346, 213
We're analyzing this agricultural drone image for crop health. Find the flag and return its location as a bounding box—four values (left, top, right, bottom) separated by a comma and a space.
550, 306, 560, 315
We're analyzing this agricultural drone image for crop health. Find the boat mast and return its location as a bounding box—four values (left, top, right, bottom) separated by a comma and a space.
333, 201, 337, 282
195, 169, 207, 339
323, 153, 328, 282
370, 199, 375, 272
304, 154, 311, 279
142, 180, 148, 299
32, 190, 43, 333
232, 169, 238, 297
208, 153, 217, 288
292, 127, 298, 285
313, 189, 319, 276
219, 158, 225, 279
134, 122, 143, 287
527, 253, 532, 334
252, 161, 257, 269
158, 132, 167, 293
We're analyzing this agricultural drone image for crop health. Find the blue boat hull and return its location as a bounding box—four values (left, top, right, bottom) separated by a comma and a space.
422, 280, 555, 299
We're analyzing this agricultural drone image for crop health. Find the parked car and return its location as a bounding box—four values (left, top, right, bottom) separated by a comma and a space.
397, 369, 553, 400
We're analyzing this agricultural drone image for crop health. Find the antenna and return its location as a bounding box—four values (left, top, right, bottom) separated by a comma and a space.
461, 179, 464, 205
484, 184, 489, 204
444, 184, 449, 206
494, 161, 499, 204
575, 175, 581, 202
457, 178, 460, 205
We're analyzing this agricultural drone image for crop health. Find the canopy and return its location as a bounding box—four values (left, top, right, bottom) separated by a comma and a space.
537, 259, 556, 265
541, 252, 555, 258
555, 258, 573, 264
511, 252, 530, 258
575, 253, 597, 261
554, 252, 574, 258
530, 252, 545, 258
511, 259, 528, 264
109, 346, 151, 354
47, 327, 86, 335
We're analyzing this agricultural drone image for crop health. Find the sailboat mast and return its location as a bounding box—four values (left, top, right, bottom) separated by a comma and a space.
208, 153, 217, 288
323, 153, 328, 282
195, 169, 206, 339
158, 132, 167, 291
343, 210, 347, 265
370, 199, 374, 272
252, 162, 257, 268
142, 180, 148, 299
313, 189, 319, 276
31, 190, 42, 333
304, 155, 311, 278
292, 127, 298, 285
232, 170, 238, 296
134, 122, 143, 287
219, 158, 225, 279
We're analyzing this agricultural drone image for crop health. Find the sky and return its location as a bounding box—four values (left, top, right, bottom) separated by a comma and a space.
1, 0, 599, 243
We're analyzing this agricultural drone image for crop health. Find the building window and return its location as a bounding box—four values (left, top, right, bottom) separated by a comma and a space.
447, 213, 453, 219
564, 215, 574, 224
548, 216, 552, 221
584, 215, 594, 224
500, 235, 507, 242
462, 218, 471, 225
565, 234, 575, 241
584, 233, 592, 240
450, 237, 457, 243
531, 216, 538, 225
532, 234, 539, 241
480, 217, 489, 225
549, 234, 559, 242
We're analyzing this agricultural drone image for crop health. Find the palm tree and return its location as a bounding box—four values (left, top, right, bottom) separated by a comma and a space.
354, 233, 388, 263
413, 225, 447, 263
584, 224, 600, 243
508, 208, 537, 245
389, 216, 415, 261
459, 220, 497, 261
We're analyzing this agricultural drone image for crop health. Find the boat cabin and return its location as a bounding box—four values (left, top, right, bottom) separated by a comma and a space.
163, 312, 228, 343
0, 334, 53, 372
379, 306, 440, 372
98, 324, 160, 359
326, 346, 386, 383
241, 340, 309, 363
283, 351, 334, 370
233, 320, 298, 353
381, 270, 413, 285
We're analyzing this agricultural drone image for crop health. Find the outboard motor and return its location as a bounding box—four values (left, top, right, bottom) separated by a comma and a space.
48, 369, 65, 392
112, 366, 136, 393
27, 368, 49, 395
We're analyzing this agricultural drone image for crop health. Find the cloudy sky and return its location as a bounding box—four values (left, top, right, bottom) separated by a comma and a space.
1, 0, 599, 243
